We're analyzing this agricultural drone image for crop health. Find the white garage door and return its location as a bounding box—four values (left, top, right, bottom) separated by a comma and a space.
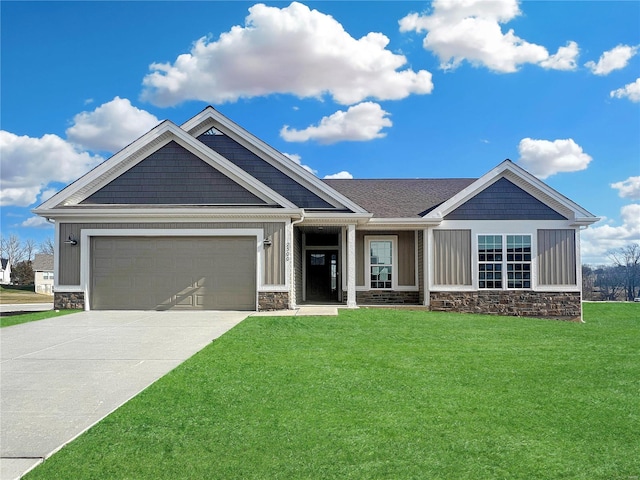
90, 236, 256, 310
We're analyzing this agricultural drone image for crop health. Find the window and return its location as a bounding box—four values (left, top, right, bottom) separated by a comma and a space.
43, 272, 54, 280
478, 235, 531, 289
370, 240, 393, 289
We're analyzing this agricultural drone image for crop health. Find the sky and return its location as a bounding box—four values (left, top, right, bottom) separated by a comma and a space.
1, 0, 639, 265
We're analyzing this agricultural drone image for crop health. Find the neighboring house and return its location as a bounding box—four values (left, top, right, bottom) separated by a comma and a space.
33, 107, 599, 319
0, 258, 11, 284
33, 253, 55, 295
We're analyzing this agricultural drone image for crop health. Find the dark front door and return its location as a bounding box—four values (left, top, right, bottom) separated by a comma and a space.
306, 250, 338, 302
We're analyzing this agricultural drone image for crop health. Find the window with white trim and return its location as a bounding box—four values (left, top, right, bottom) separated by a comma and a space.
478, 235, 531, 289
369, 238, 394, 289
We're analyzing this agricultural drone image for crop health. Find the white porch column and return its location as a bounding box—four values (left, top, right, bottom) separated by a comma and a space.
347, 223, 357, 308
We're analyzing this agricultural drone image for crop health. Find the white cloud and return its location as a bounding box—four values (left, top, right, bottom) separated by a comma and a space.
282, 152, 317, 175
323, 171, 353, 180
280, 102, 392, 144
0, 130, 103, 207
21, 216, 53, 228
610, 78, 640, 103
516, 137, 592, 179
142, 2, 433, 106
611, 176, 640, 200
585, 44, 638, 75
66, 97, 159, 153
539, 41, 580, 71
581, 204, 640, 264
399, 0, 578, 73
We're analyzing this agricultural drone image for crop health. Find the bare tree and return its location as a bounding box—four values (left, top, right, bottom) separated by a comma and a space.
39, 237, 55, 255
608, 243, 640, 301
0, 234, 26, 264
23, 238, 37, 261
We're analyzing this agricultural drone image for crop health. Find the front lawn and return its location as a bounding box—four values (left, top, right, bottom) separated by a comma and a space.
0, 309, 79, 328
0, 284, 53, 304
26, 303, 639, 479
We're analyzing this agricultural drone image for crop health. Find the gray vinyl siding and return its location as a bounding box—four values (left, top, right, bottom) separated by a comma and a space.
537, 229, 576, 285
58, 222, 285, 286
433, 230, 472, 285
82, 142, 267, 205
356, 231, 417, 288
199, 134, 334, 209
445, 178, 567, 220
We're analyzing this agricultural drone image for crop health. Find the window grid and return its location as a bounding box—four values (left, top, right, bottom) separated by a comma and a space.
370, 240, 393, 289
478, 235, 502, 289
478, 234, 532, 290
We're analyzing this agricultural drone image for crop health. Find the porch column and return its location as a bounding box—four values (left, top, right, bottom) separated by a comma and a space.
347, 224, 357, 308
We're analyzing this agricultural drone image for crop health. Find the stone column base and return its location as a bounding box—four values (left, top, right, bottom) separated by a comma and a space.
258, 292, 289, 311
54, 292, 85, 310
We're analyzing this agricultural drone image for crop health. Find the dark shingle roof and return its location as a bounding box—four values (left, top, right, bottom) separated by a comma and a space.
323, 178, 476, 218
33, 254, 54, 272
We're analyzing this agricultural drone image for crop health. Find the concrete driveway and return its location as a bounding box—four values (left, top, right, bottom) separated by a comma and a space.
0, 310, 249, 480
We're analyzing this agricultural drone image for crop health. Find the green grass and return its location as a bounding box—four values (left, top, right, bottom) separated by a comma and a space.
0, 309, 79, 328
26, 303, 639, 479
0, 284, 53, 304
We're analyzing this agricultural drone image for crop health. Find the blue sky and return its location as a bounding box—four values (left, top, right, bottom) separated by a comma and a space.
1, 0, 639, 264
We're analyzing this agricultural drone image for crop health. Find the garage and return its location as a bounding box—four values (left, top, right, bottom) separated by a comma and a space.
90, 236, 257, 310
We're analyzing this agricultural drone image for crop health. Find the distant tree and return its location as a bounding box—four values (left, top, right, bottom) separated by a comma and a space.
11, 260, 34, 285
23, 238, 37, 261
582, 264, 596, 300
608, 243, 640, 301
0, 234, 25, 264
39, 237, 55, 255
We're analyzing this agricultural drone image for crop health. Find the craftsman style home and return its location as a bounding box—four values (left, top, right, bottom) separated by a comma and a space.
34, 107, 598, 319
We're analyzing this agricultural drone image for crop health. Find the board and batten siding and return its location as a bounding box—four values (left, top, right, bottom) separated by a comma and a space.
355, 231, 417, 287
537, 229, 577, 285
433, 229, 472, 285
58, 222, 285, 286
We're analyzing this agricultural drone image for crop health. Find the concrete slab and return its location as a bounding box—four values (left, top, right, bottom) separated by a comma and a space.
0, 303, 53, 314
251, 306, 339, 317
0, 310, 249, 480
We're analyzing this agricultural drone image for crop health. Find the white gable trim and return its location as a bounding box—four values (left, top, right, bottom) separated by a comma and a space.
423, 160, 599, 225
181, 106, 369, 214
35, 121, 297, 212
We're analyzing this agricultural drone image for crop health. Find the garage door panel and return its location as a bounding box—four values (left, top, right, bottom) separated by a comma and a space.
91, 236, 256, 310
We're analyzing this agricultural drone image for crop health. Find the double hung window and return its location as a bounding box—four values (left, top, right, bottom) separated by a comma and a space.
478, 235, 531, 289
370, 240, 393, 289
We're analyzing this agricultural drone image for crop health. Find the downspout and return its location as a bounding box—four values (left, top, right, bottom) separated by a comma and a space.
289, 212, 305, 309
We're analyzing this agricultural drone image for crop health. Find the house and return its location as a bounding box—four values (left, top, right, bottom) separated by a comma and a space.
33, 253, 54, 295
33, 107, 599, 320
0, 258, 11, 284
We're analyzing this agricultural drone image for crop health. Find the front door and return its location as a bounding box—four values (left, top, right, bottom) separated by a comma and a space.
305, 250, 338, 302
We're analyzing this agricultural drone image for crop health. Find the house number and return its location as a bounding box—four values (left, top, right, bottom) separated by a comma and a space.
285, 243, 290, 262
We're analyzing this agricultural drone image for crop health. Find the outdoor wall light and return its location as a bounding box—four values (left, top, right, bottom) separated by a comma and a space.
263, 238, 273, 247
64, 234, 78, 246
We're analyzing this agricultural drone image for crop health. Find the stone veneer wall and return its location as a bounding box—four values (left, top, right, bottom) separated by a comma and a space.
54, 292, 85, 310
357, 290, 420, 305
259, 291, 289, 311
430, 291, 581, 320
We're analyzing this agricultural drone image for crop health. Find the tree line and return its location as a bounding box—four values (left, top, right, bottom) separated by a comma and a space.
583, 244, 640, 302
1, 234, 54, 285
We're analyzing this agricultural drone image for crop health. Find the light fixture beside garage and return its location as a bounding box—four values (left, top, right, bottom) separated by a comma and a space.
64, 234, 78, 246
263, 237, 272, 248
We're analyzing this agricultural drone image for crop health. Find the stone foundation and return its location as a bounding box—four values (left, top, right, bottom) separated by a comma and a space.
258, 291, 289, 311
357, 290, 420, 305
429, 291, 582, 321
54, 291, 85, 310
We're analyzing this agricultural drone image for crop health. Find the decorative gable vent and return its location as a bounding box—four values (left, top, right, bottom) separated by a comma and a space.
203, 127, 223, 136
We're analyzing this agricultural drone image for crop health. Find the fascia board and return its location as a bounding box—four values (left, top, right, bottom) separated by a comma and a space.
35, 121, 298, 214
36, 120, 175, 211
32, 207, 304, 220
424, 159, 598, 220
180, 107, 369, 214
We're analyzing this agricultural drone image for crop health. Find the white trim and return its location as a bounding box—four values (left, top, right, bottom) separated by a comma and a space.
364, 235, 398, 290
347, 224, 357, 308
423, 160, 599, 224
180, 107, 369, 214
475, 233, 535, 291
79, 228, 263, 311
38, 211, 303, 223
423, 228, 430, 307
34, 121, 297, 212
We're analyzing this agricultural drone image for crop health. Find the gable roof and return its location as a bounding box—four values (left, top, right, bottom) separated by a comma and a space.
423, 159, 599, 226
324, 178, 475, 218
33, 254, 54, 272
